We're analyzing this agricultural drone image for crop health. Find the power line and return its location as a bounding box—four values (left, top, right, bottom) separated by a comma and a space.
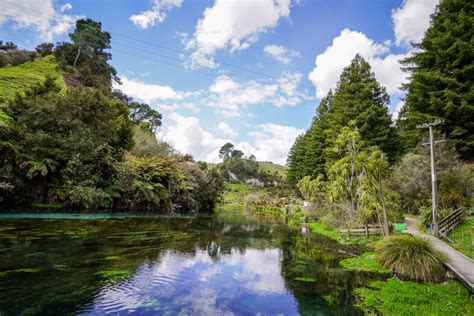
1, 0, 315, 91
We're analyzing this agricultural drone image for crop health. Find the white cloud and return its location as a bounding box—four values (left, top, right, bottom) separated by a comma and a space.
0, 0, 81, 41
207, 75, 278, 117
216, 122, 238, 138
159, 102, 199, 113
392, 100, 405, 121
116, 77, 196, 104
263, 44, 301, 64
129, 0, 183, 29
160, 112, 229, 162
308, 28, 408, 98
392, 0, 439, 46
248, 123, 304, 165
185, 0, 292, 68
60, 3, 72, 13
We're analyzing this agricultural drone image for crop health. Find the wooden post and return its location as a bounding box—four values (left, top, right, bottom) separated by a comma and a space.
365, 225, 369, 237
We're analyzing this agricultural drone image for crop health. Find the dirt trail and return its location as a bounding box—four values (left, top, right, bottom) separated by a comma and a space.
404, 216, 420, 231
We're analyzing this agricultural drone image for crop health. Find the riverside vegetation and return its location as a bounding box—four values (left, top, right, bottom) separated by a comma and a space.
1, 0, 473, 314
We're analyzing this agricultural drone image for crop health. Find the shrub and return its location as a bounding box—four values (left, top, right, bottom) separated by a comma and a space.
375, 234, 448, 282
419, 206, 452, 229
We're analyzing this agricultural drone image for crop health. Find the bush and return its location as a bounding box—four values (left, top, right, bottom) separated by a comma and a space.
419, 206, 452, 229
375, 234, 448, 282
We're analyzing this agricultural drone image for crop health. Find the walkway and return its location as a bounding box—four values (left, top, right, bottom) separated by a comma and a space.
405, 229, 474, 293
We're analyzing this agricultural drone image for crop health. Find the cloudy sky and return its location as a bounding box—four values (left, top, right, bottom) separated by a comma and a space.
0, 0, 439, 164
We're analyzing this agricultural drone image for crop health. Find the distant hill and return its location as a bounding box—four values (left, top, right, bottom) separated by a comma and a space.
258, 161, 287, 179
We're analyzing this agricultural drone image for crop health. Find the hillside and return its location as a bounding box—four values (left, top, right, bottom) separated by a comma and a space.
0, 55, 65, 126
0, 55, 65, 102
258, 161, 287, 179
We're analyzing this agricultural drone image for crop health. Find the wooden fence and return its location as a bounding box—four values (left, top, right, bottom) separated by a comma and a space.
438, 207, 470, 242
339, 224, 382, 239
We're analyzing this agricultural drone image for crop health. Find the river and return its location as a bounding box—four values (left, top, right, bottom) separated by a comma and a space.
0, 211, 377, 315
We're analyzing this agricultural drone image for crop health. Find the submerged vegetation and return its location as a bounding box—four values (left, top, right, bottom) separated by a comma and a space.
339, 252, 390, 274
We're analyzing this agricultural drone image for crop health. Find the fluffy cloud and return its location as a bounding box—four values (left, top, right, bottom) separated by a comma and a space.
216, 122, 238, 138
0, 0, 81, 41
206, 72, 311, 116
185, 0, 292, 68
159, 112, 301, 164
129, 0, 183, 29
247, 123, 304, 164
160, 112, 229, 162
116, 77, 197, 104
308, 28, 408, 98
263, 44, 301, 64
392, 0, 439, 46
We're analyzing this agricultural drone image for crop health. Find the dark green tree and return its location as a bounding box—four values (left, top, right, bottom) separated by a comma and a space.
219, 142, 235, 161
286, 133, 308, 188
325, 54, 398, 161
398, 0, 474, 159
303, 90, 332, 179
70, 19, 111, 67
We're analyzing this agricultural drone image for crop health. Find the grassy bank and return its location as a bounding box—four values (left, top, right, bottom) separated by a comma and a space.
447, 216, 474, 259
355, 277, 473, 315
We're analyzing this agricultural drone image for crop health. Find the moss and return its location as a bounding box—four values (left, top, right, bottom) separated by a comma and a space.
354, 278, 474, 315
294, 276, 316, 282
0, 268, 40, 277
95, 270, 131, 280
339, 252, 390, 274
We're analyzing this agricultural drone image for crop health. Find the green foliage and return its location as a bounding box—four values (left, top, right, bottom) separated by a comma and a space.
446, 216, 474, 259
294, 276, 316, 282
308, 222, 342, 242
375, 234, 448, 282
0, 55, 65, 102
390, 142, 472, 213
355, 278, 474, 316
325, 54, 398, 162
339, 252, 390, 274
419, 206, 453, 229
399, 0, 474, 159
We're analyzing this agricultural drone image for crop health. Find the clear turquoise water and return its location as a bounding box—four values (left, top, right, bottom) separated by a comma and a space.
0, 212, 373, 315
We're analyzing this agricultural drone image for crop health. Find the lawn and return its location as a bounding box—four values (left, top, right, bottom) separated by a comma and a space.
447, 216, 474, 259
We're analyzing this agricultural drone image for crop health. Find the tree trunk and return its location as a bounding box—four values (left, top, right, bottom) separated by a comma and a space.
73, 45, 82, 67
378, 172, 390, 236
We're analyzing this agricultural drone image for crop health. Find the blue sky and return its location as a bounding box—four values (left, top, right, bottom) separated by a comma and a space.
0, 0, 439, 164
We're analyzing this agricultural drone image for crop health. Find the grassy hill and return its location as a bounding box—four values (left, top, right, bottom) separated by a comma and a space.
258, 161, 287, 178
0, 55, 65, 102
0, 55, 65, 126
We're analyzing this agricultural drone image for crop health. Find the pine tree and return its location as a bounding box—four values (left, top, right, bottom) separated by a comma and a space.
303, 90, 332, 179
325, 54, 398, 161
286, 133, 308, 188
399, 0, 474, 159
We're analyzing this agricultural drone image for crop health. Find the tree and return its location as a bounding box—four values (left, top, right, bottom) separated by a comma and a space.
286, 134, 308, 188
0, 41, 17, 51
325, 54, 398, 162
398, 0, 474, 159
70, 19, 111, 67
219, 142, 235, 161
35, 43, 54, 56
303, 90, 332, 179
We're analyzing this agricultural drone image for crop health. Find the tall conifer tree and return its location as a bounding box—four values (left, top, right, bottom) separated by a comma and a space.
325, 54, 397, 161
399, 0, 474, 159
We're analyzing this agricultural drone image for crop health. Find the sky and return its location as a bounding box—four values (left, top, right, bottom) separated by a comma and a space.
0, 0, 440, 164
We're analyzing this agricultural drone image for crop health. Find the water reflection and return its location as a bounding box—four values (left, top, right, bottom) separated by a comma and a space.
0, 212, 368, 315
85, 247, 297, 315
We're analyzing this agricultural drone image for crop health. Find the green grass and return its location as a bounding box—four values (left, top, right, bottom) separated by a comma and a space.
355, 278, 474, 315
258, 161, 287, 179
0, 55, 65, 103
447, 216, 474, 259
339, 252, 390, 274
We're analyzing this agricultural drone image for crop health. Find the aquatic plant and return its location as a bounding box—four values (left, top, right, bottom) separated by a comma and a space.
339, 252, 390, 274
294, 276, 316, 282
375, 234, 447, 282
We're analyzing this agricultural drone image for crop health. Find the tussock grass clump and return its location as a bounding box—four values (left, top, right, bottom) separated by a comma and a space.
375, 234, 448, 282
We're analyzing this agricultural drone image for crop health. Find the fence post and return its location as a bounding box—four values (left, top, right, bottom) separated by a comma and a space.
365, 225, 369, 237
